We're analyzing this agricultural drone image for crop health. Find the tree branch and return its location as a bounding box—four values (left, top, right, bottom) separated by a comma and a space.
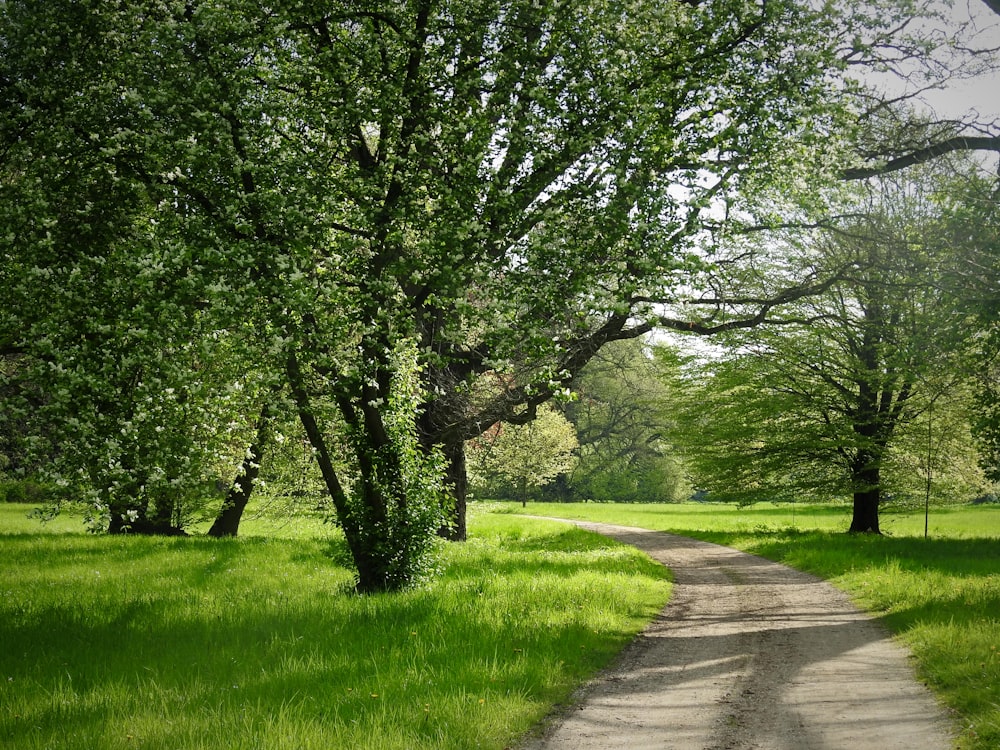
842, 135, 1000, 179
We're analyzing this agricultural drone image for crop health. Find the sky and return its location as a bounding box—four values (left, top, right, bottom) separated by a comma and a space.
908, 0, 1000, 122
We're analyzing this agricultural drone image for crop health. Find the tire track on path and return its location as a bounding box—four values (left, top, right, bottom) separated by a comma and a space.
522, 521, 954, 750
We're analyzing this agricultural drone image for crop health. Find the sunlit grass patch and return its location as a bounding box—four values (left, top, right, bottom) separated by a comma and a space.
0, 507, 668, 750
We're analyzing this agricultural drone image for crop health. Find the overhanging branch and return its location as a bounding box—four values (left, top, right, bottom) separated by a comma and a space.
458, 269, 850, 440
842, 135, 1000, 179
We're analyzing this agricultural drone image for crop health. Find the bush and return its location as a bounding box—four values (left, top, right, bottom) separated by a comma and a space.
0, 478, 52, 504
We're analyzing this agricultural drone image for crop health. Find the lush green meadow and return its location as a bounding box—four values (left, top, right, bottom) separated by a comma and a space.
498, 501, 1000, 750
0, 504, 668, 750
4, 501, 998, 750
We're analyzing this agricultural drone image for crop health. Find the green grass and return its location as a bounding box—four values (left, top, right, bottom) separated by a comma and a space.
498, 501, 1000, 750
7, 500, 997, 749
0, 504, 669, 750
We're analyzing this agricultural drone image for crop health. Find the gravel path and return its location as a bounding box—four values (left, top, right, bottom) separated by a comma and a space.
522, 521, 955, 750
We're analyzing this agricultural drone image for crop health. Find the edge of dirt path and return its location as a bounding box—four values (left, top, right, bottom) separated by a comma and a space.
518, 518, 955, 750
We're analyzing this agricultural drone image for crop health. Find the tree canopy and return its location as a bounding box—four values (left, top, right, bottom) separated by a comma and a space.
561, 339, 689, 504
467, 403, 578, 506
668, 162, 992, 530
3, 0, 994, 586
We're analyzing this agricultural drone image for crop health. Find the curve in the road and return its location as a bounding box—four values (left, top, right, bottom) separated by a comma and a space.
522, 521, 954, 750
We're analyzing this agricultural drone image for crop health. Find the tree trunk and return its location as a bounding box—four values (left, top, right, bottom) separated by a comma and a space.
208, 442, 263, 537
417, 392, 470, 541
849, 456, 882, 533
208, 403, 272, 538
295, 401, 387, 592
287, 352, 426, 594
850, 487, 881, 533
438, 438, 467, 541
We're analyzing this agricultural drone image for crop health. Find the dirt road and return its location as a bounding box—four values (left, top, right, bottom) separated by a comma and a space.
522, 521, 954, 750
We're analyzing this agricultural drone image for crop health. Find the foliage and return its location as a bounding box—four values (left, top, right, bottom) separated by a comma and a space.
0, 1, 277, 532
0, 478, 54, 505
954, 181, 1000, 480
334, 343, 450, 589
3, 0, 984, 586
884, 384, 991, 510
974, 370, 1000, 482
467, 404, 578, 504
561, 339, 690, 503
665, 163, 990, 529
255, 422, 331, 508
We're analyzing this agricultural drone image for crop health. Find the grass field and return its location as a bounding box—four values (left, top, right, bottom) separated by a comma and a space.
3, 501, 997, 749
496, 500, 1000, 750
0, 504, 668, 750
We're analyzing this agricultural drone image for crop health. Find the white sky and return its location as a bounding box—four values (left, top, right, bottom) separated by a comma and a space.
907, 0, 1000, 122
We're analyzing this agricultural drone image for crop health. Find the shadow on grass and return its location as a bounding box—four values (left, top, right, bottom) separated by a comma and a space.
445, 525, 669, 583
0, 526, 665, 750
680, 527, 1000, 631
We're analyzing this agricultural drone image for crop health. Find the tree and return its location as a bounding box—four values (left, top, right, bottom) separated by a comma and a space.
4, 0, 987, 588
670, 169, 984, 532
467, 404, 578, 507
949, 177, 1000, 480
0, 0, 281, 534
2, 0, 850, 588
207, 402, 275, 537
561, 339, 689, 503
831, 0, 1000, 499
840, 0, 1000, 179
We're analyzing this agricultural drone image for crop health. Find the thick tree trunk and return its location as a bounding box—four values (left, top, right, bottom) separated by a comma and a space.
849, 487, 881, 533
208, 403, 272, 538
288, 352, 421, 593
417, 390, 470, 541
849, 458, 882, 533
